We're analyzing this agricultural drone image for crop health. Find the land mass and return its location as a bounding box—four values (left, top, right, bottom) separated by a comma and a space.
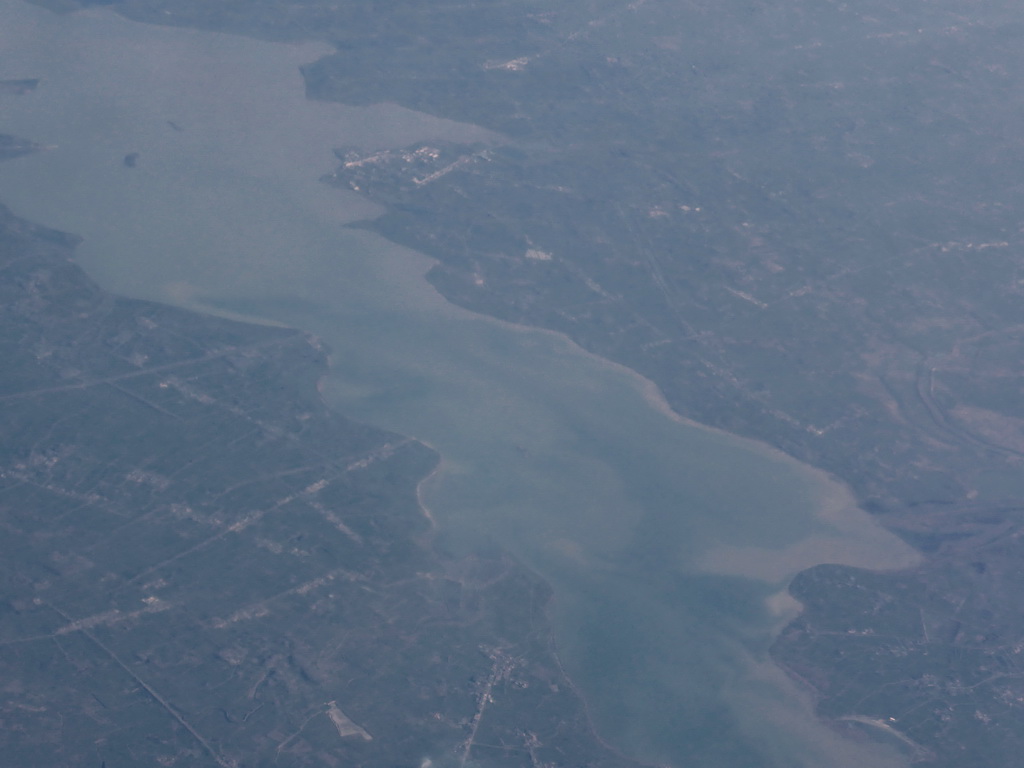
0, 78, 40, 95
0, 201, 639, 768
18, 0, 1024, 764
0, 132, 47, 161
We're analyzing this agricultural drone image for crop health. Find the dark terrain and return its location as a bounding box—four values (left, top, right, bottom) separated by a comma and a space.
13, 0, 1024, 764
0, 133, 45, 161
0, 78, 40, 95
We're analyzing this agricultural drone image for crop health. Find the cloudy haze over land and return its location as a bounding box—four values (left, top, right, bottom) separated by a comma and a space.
3, 1, 1024, 766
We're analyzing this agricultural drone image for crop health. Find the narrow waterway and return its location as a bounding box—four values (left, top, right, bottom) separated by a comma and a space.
0, 2, 920, 765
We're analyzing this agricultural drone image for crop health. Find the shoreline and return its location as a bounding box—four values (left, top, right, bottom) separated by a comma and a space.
413, 450, 442, 530
178, 281, 919, 767
0, 4, 926, 763
355, 219, 924, 581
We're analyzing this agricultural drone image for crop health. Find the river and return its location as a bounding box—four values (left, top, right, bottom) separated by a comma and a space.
0, 2, 920, 765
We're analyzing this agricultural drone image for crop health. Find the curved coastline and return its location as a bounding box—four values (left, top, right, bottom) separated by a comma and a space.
0, 2, 917, 766
183, 240, 921, 585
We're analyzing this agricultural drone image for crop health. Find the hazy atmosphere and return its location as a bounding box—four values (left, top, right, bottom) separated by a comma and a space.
2, 0, 1023, 766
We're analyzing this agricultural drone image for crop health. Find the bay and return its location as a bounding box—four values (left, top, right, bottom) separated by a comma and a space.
0, 2, 920, 765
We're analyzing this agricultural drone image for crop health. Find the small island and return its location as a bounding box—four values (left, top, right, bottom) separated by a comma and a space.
0, 77, 40, 95
0, 133, 47, 161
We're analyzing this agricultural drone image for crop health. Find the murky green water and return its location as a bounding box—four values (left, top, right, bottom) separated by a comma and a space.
0, 2, 920, 765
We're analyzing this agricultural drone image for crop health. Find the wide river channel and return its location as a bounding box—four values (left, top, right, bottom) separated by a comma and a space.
0, 2, 921, 766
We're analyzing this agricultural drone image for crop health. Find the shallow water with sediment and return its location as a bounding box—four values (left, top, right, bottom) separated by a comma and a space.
0, 2, 920, 764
